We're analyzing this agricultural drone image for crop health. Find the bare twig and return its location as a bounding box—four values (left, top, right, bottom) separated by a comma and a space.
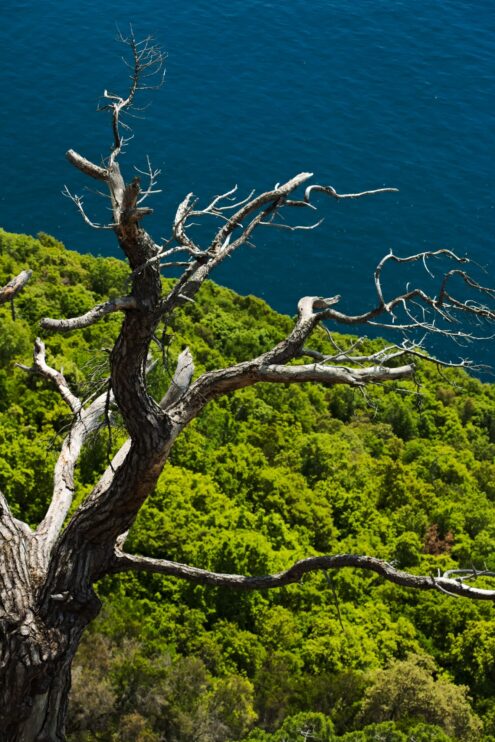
304, 184, 399, 201
135, 156, 162, 204
62, 187, 115, 230
100, 30, 166, 164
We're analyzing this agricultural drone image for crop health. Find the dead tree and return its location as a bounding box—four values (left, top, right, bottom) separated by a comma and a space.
1, 33, 495, 741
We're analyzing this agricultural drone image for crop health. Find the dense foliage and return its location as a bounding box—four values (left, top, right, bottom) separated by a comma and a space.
1, 229, 495, 741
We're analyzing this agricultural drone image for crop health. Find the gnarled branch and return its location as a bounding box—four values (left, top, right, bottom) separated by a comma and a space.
0, 270, 32, 306
173, 359, 413, 425
111, 550, 495, 601
41, 296, 137, 332
36, 390, 111, 550
0, 269, 32, 319
304, 184, 398, 201
14, 340, 114, 548
16, 338, 82, 414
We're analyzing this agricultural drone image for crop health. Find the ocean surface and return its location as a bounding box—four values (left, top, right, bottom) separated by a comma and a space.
1, 1, 494, 368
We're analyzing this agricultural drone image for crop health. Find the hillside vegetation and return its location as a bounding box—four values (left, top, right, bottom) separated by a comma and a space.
1, 229, 495, 741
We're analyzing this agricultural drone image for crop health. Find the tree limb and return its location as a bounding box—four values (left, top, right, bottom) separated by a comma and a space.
66, 150, 108, 181
100, 31, 165, 165
35, 390, 111, 550
62, 187, 115, 230
160, 347, 194, 409
14, 342, 115, 550
304, 184, 399, 201
160, 173, 315, 312
158, 176, 399, 318
110, 551, 495, 601
173, 359, 413, 424
290, 250, 495, 343
300, 341, 476, 370
41, 296, 137, 332
0, 270, 32, 317
16, 338, 82, 414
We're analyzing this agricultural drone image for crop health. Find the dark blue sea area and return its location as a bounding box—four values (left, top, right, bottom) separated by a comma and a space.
1, 1, 494, 368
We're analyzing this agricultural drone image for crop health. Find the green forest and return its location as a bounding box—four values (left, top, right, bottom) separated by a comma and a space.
1, 228, 495, 741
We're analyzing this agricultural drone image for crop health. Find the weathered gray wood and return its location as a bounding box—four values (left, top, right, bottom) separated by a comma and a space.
0, 270, 32, 305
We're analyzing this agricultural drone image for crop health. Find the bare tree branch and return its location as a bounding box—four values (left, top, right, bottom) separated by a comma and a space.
62, 186, 115, 230
304, 184, 399, 201
160, 347, 194, 409
14, 341, 113, 551
209, 172, 314, 256
41, 296, 137, 332
258, 217, 324, 232
0, 270, 32, 306
160, 173, 315, 312
0, 270, 32, 319
172, 192, 202, 254
110, 551, 495, 601
173, 359, 414, 425
300, 340, 477, 370
153, 176, 402, 323
35, 390, 111, 550
135, 156, 162, 204
66, 149, 108, 181
100, 30, 165, 165
16, 338, 82, 414
297, 249, 495, 343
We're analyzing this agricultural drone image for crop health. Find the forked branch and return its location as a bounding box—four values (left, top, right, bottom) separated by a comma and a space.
16, 338, 82, 414
101, 30, 165, 163
62, 187, 115, 230
15, 339, 113, 548
174, 359, 414, 425
291, 249, 495, 342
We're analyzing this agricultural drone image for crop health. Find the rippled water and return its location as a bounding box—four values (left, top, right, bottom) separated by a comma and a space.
1, 1, 494, 365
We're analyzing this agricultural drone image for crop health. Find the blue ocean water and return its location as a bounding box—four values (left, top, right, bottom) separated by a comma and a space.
1, 1, 494, 366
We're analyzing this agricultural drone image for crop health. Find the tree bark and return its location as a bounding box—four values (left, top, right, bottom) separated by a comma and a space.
0, 501, 100, 741
4, 658, 72, 742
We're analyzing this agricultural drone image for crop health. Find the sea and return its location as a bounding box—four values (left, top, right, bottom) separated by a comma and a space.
1, 0, 494, 369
